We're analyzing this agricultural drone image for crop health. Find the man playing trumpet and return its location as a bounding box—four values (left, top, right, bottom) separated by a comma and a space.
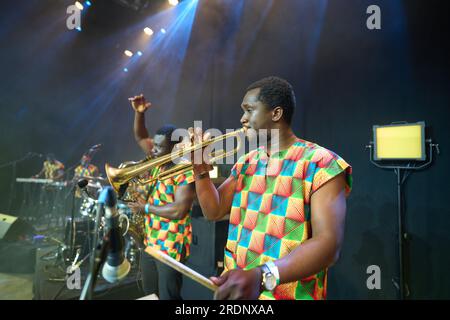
187, 76, 352, 300
127, 94, 195, 300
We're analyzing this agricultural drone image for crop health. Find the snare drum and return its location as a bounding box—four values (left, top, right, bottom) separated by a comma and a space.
64, 217, 96, 260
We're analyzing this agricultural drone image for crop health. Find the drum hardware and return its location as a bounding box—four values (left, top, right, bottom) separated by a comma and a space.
69, 248, 81, 273
35, 178, 144, 283
68, 249, 91, 274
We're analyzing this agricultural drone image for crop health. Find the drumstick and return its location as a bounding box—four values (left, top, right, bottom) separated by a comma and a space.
145, 246, 217, 292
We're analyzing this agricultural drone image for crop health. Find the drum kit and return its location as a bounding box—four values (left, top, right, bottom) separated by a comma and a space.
61, 176, 144, 274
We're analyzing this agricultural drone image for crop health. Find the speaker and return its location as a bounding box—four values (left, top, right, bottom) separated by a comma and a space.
0, 213, 35, 240
181, 211, 229, 299
0, 240, 36, 273
182, 262, 215, 300
188, 212, 229, 268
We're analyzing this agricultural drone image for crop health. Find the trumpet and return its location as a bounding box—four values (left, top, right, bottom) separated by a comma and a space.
105, 128, 246, 194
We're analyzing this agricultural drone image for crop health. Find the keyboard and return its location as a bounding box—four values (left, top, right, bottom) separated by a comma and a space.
16, 178, 53, 184
16, 178, 67, 187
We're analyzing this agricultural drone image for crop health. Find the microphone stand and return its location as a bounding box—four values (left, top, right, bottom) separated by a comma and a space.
0, 152, 41, 213
80, 186, 125, 300
60, 162, 84, 264
80, 200, 106, 300
80, 232, 110, 300
67, 182, 78, 262
63, 154, 91, 241
63, 165, 80, 200
64, 145, 99, 199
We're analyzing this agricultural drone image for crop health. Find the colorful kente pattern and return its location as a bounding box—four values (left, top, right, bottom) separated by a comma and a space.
142, 166, 195, 262
224, 138, 352, 300
43, 160, 64, 179
74, 164, 99, 177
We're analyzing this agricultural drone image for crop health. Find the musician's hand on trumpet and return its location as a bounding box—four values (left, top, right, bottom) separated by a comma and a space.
105, 127, 245, 192
176, 127, 214, 178
127, 197, 147, 216
129, 94, 151, 113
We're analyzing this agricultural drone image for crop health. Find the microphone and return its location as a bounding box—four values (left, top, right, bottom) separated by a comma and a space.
77, 179, 95, 199
77, 179, 89, 189
89, 144, 102, 151
98, 187, 130, 283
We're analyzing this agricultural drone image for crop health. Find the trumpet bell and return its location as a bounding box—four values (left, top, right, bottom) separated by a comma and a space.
105, 128, 245, 198
105, 163, 125, 193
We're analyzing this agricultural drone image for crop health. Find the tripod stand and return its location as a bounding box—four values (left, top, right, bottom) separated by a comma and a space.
0, 152, 42, 214
366, 138, 440, 299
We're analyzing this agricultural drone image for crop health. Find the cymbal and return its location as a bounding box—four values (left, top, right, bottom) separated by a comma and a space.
87, 182, 103, 189
83, 176, 107, 182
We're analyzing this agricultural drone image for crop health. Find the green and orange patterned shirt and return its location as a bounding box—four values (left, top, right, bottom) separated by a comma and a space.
43, 160, 64, 179
224, 138, 352, 300
140, 167, 195, 262
74, 164, 99, 178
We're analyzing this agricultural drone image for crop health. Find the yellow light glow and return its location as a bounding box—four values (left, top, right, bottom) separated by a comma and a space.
124, 50, 133, 57
375, 124, 424, 160
144, 27, 154, 36
168, 0, 179, 6
75, 1, 84, 10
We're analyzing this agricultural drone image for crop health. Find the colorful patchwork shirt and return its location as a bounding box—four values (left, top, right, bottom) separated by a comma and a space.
74, 164, 99, 178
224, 138, 352, 300
142, 167, 195, 262
43, 160, 65, 179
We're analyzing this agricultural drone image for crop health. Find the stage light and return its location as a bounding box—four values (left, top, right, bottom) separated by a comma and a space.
373, 122, 425, 161
76, 26, 82, 32
144, 27, 154, 36
137, 51, 143, 56
161, 28, 166, 34
75, 1, 84, 10
85, 1, 92, 7
124, 68, 129, 72
124, 50, 133, 57
168, 0, 179, 6
113, 0, 150, 11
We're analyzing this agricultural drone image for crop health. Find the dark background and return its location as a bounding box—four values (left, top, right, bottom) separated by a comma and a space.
0, 0, 449, 299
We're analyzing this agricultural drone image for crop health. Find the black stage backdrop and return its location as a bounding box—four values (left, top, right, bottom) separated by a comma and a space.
0, 0, 449, 299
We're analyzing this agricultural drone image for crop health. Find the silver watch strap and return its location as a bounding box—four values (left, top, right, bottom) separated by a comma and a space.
265, 261, 280, 283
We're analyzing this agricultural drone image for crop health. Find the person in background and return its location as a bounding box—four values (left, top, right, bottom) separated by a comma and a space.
33, 153, 65, 181
127, 94, 196, 300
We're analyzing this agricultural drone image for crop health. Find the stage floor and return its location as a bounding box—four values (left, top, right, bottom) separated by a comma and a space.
0, 273, 34, 300
33, 246, 144, 300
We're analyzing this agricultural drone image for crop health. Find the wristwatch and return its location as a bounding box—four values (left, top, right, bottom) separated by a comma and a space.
260, 261, 280, 291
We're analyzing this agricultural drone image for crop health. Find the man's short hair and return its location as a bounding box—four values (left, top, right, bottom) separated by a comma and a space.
156, 124, 178, 145
246, 76, 296, 124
